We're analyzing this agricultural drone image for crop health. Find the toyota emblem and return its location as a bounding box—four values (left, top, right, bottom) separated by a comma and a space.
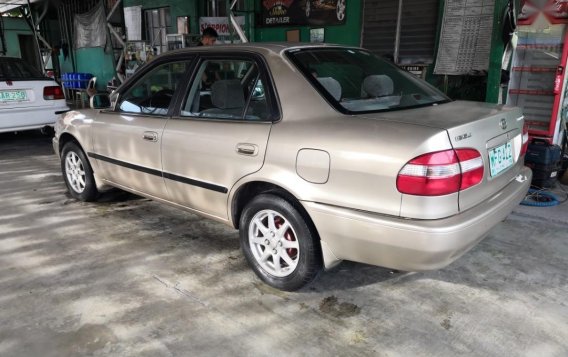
500, 118, 507, 130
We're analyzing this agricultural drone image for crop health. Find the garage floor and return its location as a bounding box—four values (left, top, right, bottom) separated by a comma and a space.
1, 132, 567, 357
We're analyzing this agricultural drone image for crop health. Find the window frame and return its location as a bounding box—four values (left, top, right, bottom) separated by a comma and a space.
285, 47, 451, 115
171, 51, 281, 123
107, 54, 196, 118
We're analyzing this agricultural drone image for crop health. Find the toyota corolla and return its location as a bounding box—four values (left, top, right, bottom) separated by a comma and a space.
53, 43, 531, 291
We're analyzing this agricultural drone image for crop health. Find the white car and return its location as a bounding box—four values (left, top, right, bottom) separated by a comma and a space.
0, 57, 69, 133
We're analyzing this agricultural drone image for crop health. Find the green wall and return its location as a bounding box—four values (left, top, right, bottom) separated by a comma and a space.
1, 17, 34, 58
122, 1, 362, 45
253, 1, 362, 46
59, 48, 117, 90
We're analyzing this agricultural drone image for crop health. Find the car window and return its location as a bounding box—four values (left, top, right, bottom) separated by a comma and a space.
181, 59, 270, 121
0, 58, 45, 80
286, 48, 450, 114
118, 61, 191, 116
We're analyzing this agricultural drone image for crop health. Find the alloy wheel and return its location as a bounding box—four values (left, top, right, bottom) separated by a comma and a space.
65, 151, 86, 194
248, 209, 300, 278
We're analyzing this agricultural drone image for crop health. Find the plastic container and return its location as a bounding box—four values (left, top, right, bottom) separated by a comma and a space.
525, 140, 562, 165
78, 73, 93, 89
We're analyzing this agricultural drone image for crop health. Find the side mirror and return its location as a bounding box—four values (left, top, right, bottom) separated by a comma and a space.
90, 93, 111, 109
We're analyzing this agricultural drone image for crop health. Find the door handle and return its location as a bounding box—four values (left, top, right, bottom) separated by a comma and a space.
143, 131, 158, 142
236, 143, 258, 156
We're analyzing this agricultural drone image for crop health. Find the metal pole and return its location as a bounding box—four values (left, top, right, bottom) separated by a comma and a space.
26, 0, 46, 73
393, 0, 403, 64
229, 0, 247, 43
106, 0, 122, 21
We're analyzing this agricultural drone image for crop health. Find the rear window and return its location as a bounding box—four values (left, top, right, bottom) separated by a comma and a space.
0, 58, 45, 80
286, 48, 450, 114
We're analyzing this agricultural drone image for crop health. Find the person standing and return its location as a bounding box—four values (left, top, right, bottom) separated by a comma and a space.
198, 27, 218, 46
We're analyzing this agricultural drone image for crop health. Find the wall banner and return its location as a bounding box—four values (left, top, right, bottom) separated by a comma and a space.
261, 0, 347, 27
434, 0, 495, 75
199, 17, 246, 37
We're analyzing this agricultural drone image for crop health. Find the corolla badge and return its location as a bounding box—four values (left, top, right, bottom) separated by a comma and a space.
500, 118, 507, 130
455, 132, 472, 141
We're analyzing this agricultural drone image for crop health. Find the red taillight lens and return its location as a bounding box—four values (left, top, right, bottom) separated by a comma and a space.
520, 124, 529, 156
43, 86, 64, 100
397, 149, 484, 196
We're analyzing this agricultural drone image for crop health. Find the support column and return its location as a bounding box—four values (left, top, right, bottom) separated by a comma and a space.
485, 0, 509, 103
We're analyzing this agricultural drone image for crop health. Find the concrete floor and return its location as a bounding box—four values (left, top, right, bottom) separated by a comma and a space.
1, 131, 568, 357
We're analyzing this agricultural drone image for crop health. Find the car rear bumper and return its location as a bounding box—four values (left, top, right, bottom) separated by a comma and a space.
304, 166, 532, 271
0, 104, 69, 133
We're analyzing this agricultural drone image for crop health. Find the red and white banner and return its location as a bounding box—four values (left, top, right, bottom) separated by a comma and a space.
199, 17, 245, 37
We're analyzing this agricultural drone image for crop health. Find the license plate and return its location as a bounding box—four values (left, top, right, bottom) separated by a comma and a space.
489, 141, 514, 177
0, 90, 28, 102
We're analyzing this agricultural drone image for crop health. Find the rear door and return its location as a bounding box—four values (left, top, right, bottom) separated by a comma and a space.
90, 58, 193, 199
161, 53, 278, 220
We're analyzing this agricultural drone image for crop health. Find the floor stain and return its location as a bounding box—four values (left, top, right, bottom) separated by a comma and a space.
441, 312, 454, 330
349, 330, 367, 345
319, 296, 361, 318
58, 324, 118, 355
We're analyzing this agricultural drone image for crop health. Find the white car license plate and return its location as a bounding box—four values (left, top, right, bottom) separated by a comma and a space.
0, 90, 28, 102
489, 141, 514, 177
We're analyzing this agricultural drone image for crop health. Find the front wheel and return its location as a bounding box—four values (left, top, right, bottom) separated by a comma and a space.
240, 194, 322, 291
61, 142, 99, 201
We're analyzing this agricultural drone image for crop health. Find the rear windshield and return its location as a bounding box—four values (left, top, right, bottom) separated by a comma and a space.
0, 58, 45, 80
286, 48, 450, 114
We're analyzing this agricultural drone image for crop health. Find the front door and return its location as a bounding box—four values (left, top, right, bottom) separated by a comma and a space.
161, 55, 278, 220
90, 59, 192, 199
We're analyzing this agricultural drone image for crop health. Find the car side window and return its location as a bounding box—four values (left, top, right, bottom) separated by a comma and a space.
118, 61, 191, 116
181, 58, 270, 121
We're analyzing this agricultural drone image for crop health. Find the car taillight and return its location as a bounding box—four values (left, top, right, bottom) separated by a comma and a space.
397, 149, 484, 196
520, 124, 529, 156
43, 86, 64, 100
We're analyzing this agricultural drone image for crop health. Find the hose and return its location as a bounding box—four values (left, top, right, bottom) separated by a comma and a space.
521, 188, 560, 207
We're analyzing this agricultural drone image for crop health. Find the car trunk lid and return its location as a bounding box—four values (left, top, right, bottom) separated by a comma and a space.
361, 101, 525, 213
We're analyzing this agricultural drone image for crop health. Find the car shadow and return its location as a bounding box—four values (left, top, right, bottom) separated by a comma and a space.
304, 261, 411, 292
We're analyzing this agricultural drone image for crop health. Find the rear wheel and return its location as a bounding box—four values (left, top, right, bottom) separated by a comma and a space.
61, 142, 98, 201
240, 194, 322, 291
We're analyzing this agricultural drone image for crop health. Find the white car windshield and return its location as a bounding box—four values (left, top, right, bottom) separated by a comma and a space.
286, 48, 450, 113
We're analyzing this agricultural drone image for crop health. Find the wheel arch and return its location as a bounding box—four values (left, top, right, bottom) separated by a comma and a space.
58, 132, 81, 154
231, 181, 314, 232
58, 132, 110, 192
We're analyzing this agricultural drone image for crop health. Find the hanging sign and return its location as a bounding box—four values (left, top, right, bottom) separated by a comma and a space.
434, 0, 495, 75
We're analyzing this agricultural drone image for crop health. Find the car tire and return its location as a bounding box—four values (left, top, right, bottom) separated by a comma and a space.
61, 142, 99, 202
240, 194, 322, 291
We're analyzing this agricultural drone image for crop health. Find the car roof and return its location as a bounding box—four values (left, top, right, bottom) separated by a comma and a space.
164, 42, 349, 57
